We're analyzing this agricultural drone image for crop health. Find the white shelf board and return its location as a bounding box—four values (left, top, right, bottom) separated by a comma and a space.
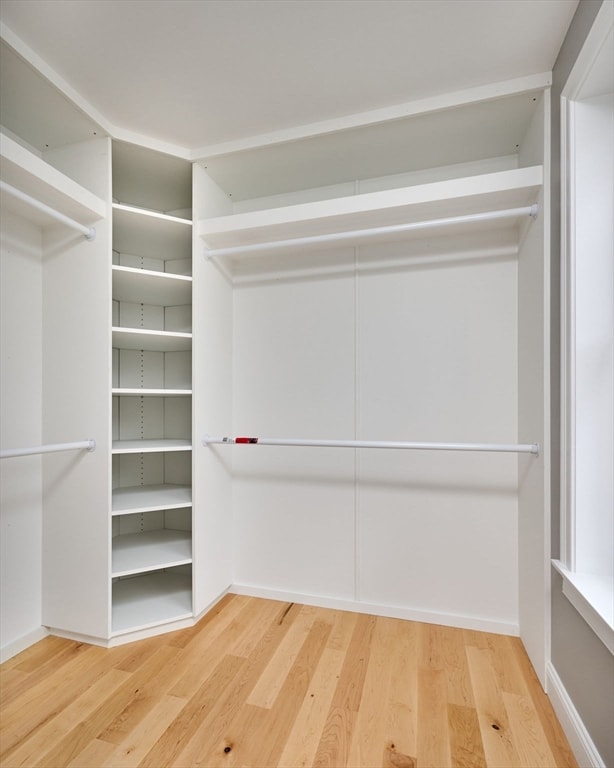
112, 484, 192, 515
112, 327, 192, 352
112, 265, 192, 306
111, 571, 192, 634
199, 85, 545, 201
112, 439, 192, 454
199, 166, 542, 252
112, 530, 192, 577
113, 203, 192, 262
112, 388, 192, 397
1, 132, 107, 226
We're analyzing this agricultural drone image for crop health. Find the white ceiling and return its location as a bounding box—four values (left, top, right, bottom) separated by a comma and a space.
1, 0, 578, 156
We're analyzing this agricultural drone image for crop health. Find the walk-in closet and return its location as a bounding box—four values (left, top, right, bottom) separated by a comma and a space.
1, 35, 550, 659
1, 2, 612, 765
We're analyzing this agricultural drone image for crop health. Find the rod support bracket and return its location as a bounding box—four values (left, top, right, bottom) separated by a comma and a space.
529, 204, 539, 220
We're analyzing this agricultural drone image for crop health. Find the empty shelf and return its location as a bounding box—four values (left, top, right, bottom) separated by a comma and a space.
113, 204, 192, 262
112, 439, 192, 454
111, 570, 192, 634
112, 484, 192, 514
112, 388, 192, 397
112, 265, 192, 306
112, 327, 192, 352
112, 529, 192, 577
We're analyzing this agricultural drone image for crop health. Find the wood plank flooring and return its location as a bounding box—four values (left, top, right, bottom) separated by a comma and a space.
0, 595, 577, 768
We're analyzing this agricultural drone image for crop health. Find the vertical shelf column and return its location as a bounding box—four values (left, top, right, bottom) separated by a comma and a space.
110, 142, 194, 638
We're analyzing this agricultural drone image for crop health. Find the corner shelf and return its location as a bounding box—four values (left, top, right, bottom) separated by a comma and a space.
112, 388, 192, 397
112, 327, 192, 352
111, 570, 192, 634
112, 439, 192, 454
112, 265, 192, 306
112, 484, 192, 515
112, 529, 192, 577
113, 204, 192, 262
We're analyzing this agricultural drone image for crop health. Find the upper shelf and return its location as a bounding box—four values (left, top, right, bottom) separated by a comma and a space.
0, 132, 107, 227
0, 40, 103, 154
199, 166, 542, 256
200, 86, 546, 202
113, 204, 192, 262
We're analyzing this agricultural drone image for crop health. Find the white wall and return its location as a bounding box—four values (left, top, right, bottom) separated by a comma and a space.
0, 209, 44, 656
357, 236, 518, 628
232, 230, 520, 632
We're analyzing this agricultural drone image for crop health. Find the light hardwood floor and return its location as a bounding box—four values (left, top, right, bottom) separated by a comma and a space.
0, 595, 577, 768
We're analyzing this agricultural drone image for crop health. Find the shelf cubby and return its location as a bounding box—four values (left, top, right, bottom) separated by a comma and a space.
111, 567, 192, 635
112, 529, 192, 577
112, 451, 191, 499
112, 327, 192, 352
113, 348, 191, 391
112, 393, 191, 445
113, 204, 192, 263
112, 265, 192, 306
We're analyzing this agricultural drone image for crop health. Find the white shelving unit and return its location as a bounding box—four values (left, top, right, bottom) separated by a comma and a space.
2, 31, 552, 682
111, 141, 193, 638
193, 76, 552, 679
1, 37, 112, 644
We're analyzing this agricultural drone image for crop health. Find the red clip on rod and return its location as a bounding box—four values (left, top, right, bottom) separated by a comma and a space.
235, 437, 259, 444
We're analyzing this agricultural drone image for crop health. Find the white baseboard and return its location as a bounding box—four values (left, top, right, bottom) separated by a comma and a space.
546, 661, 605, 768
48, 589, 232, 648
1, 626, 49, 663
230, 583, 519, 636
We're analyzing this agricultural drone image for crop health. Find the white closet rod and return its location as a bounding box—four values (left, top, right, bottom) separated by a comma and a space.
204, 204, 538, 259
203, 435, 540, 455
0, 181, 96, 241
0, 439, 96, 459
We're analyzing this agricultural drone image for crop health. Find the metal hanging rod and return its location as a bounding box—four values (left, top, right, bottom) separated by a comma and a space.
0, 181, 96, 241
203, 435, 539, 455
204, 204, 538, 259
0, 439, 96, 460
